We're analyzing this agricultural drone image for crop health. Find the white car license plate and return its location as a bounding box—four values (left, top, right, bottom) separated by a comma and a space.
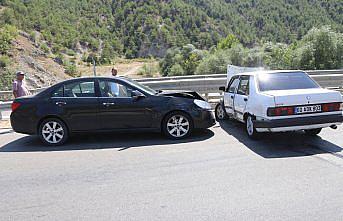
295, 105, 322, 114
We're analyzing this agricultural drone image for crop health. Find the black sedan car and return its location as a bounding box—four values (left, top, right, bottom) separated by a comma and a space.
11, 77, 215, 145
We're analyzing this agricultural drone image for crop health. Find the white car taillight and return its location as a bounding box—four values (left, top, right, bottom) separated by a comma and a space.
267, 106, 294, 116
322, 103, 342, 112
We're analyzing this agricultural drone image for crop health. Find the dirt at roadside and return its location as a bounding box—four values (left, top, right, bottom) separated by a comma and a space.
78, 60, 160, 78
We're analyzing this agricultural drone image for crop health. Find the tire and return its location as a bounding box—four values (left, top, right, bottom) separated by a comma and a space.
304, 128, 322, 136
245, 115, 260, 139
162, 111, 193, 139
39, 118, 69, 146
215, 103, 227, 121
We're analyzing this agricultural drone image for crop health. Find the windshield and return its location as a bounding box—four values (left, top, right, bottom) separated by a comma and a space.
258, 72, 320, 91
124, 78, 157, 95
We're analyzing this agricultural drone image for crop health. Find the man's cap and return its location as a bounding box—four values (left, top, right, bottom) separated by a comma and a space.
16, 71, 25, 76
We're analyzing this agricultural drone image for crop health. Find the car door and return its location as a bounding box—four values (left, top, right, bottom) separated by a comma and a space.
224, 76, 240, 117
97, 79, 153, 130
50, 79, 99, 132
234, 75, 250, 122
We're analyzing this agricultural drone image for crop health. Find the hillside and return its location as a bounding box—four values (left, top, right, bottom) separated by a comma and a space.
0, 32, 70, 90
0, 29, 158, 91
0, 0, 342, 59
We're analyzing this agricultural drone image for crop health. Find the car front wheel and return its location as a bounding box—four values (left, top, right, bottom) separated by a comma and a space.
246, 115, 260, 139
215, 103, 227, 121
39, 118, 68, 146
163, 112, 193, 139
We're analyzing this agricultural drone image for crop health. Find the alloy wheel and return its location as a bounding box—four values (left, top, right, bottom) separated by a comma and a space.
41, 121, 65, 144
246, 116, 254, 136
216, 105, 225, 120
167, 115, 190, 138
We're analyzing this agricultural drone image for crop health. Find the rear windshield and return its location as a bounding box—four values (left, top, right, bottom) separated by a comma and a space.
258, 72, 319, 91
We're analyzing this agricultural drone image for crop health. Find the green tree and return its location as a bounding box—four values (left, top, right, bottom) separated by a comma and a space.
64, 63, 78, 77
0, 68, 13, 90
195, 50, 231, 75
296, 26, 342, 69
40, 43, 50, 54
169, 64, 185, 76
0, 25, 17, 54
3, 0, 341, 59
217, 34, 240, 50
0, 55, 10, 68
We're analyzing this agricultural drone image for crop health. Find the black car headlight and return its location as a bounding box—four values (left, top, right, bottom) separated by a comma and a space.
194, 99, 212, 110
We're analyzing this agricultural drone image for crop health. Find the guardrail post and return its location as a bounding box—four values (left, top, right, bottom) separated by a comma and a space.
204, 93, 209, 101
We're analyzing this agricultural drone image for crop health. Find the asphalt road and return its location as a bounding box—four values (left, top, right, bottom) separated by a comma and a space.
0, 121, 342, 221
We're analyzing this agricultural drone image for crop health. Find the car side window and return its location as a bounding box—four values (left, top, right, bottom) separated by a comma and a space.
99, 80, 133, 98
63, 81, 95, 97
51, 86, 63, 97
237, 76, 250, 95
227, 76, 240, 93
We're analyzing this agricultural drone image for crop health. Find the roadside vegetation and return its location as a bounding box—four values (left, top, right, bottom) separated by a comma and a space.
0, 0, 342, 86
161, 27, 343, 76
1, 0, 341, 59
0, 24, 17, 90
137, 62, 159, 78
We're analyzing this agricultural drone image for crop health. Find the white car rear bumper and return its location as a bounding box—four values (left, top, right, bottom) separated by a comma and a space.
256, 122, 342, 132
254, 113, 343, 133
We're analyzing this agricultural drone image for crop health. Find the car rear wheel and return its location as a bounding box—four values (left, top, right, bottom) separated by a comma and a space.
39, 118, 68, 146
163, 112, 193, 139
215, 103, 227, 121
304, 128, 322, 136
246, 115, 260, 139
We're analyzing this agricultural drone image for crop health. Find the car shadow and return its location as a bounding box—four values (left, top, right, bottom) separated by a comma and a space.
0, 130, 214, 153
218, 120, 342, 159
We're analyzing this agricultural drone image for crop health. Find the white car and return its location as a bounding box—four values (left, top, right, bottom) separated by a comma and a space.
215, 70, 343, 138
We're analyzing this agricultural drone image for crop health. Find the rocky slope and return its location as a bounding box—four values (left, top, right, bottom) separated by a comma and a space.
5, 32, 70, 90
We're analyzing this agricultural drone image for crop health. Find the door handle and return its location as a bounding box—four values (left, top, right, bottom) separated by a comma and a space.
103, 102, 115, 106
244, 98, 248, 102
230, 95, 234, 99
56, 101, 66, 106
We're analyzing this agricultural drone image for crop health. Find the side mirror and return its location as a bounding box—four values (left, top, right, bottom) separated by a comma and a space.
132, 90, 146, 100
219, 86, 226, 92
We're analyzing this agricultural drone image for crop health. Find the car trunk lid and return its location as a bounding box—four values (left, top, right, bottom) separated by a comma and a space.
262, 88, 342, 106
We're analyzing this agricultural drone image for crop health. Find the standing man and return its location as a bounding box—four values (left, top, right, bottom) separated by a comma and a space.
110, 67, 119, 96
13, 71, 30, 98
111, 67, 118, 77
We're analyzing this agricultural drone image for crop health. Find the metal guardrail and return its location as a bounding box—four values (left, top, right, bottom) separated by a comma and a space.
0, 88, 46, 102
136, 70, 343, 82
140, 73, 343, 96
0, 101, 12, 120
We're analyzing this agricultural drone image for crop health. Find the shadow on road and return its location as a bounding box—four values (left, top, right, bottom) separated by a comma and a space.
219, 120, 342, 159
0, 130, 214, 152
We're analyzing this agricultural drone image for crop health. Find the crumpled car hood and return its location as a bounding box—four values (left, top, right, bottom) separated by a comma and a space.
158, 90, 205, 101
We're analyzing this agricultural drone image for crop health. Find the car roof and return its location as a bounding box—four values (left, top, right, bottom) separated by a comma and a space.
233, 70, 305, 76
35, 76, 136, 98
65, 76, 127, 80
58, 76, 130, 83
